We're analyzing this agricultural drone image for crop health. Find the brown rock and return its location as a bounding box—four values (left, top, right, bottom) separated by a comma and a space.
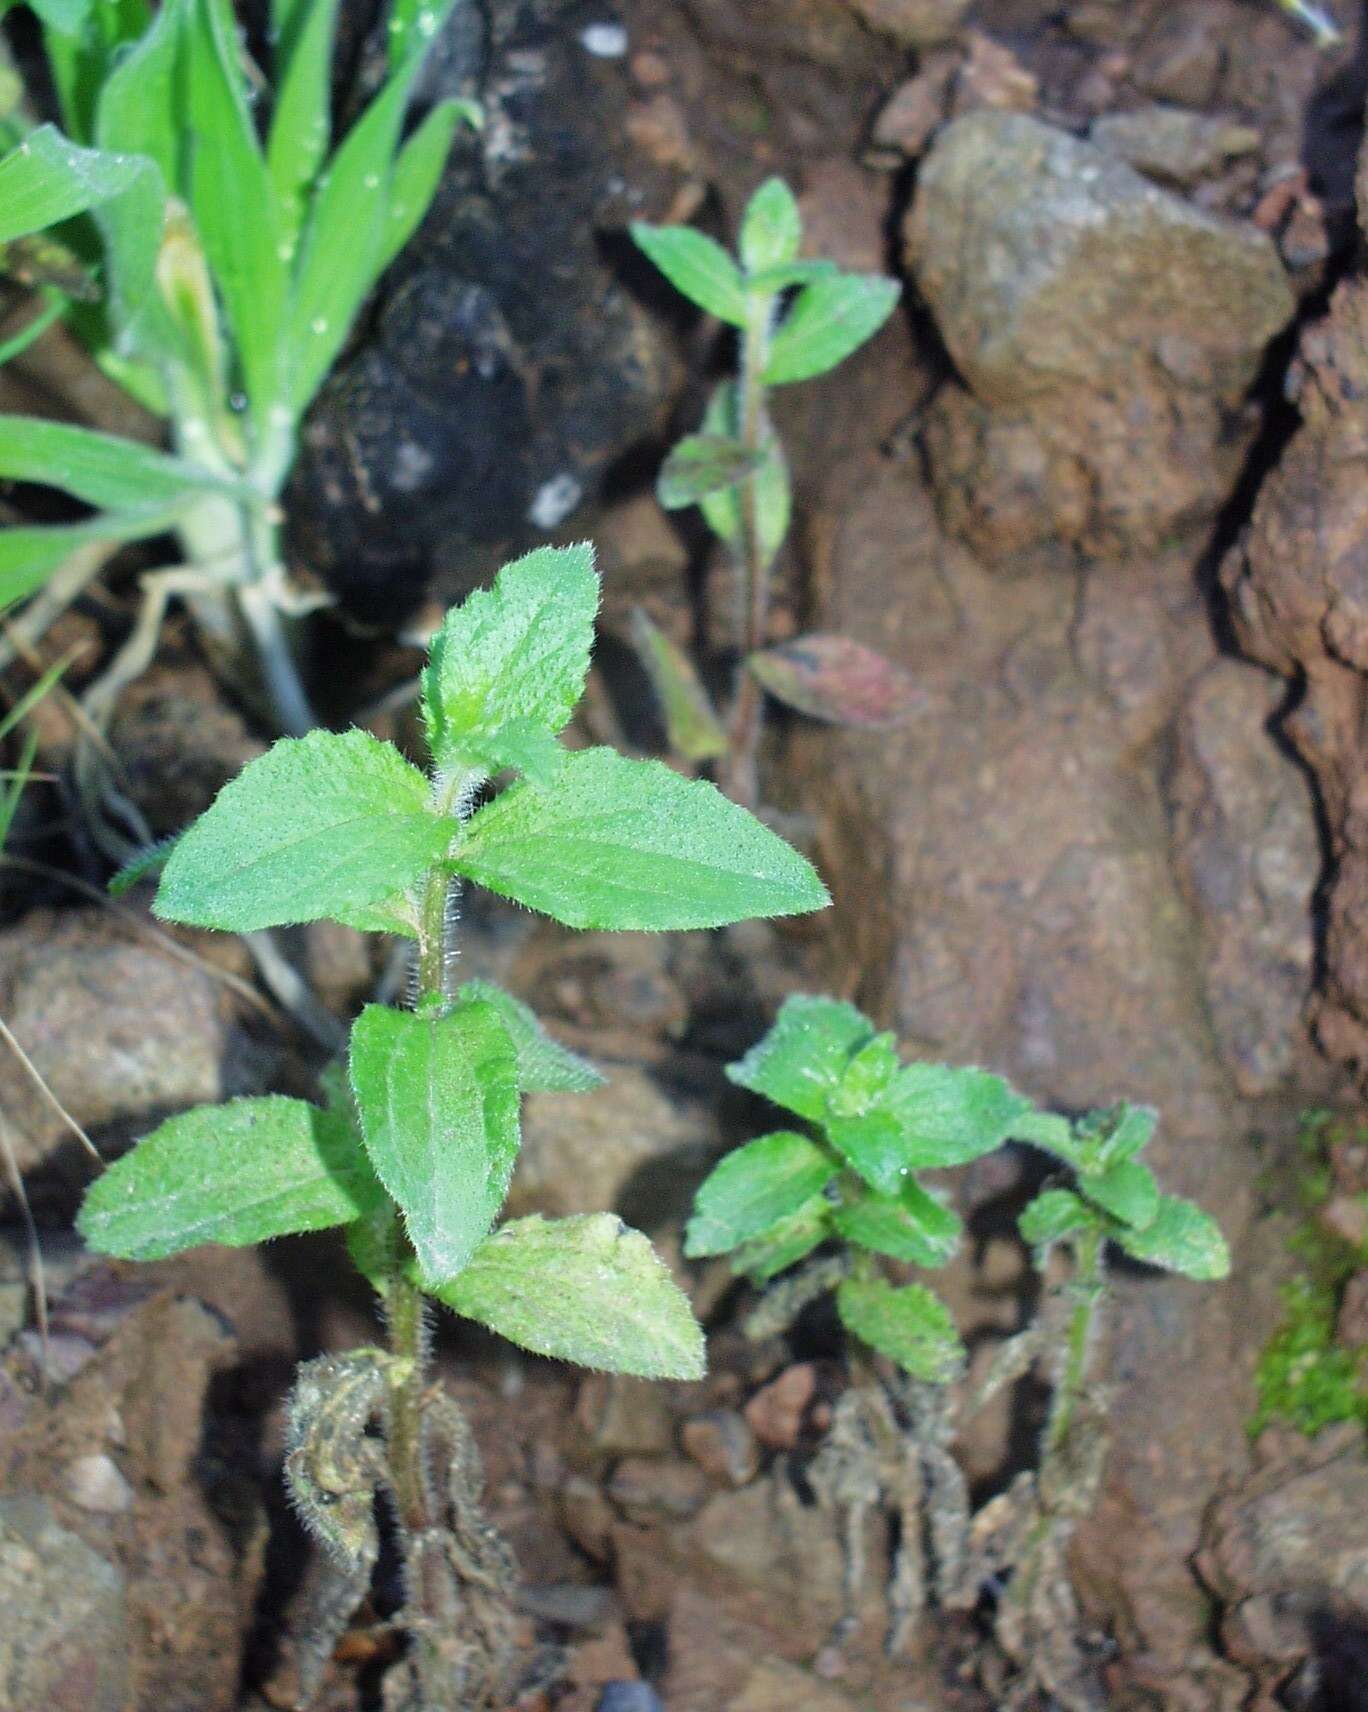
743, 1363, 817, 1451
607, 1455, 711, 1523
0, 908, 267, 1197
576, 1374, 675, 1459
906, 110, 1293, 562
1336, 1271, 1368, 1348
680, 1409, 762, 1486
1198, 1427, 1368, 1703
1221, 154, 1368, 1086
867, 56, 957, 164
843, 0, 969, 48
1168, 661, 1320, 1094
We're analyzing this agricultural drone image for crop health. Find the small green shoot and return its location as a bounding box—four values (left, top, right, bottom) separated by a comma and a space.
76, 542, 828, 1710
632, 179, 923, 803
689, 996, 1229, 1707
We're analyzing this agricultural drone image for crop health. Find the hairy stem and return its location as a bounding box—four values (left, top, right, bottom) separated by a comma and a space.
722, 299, 775, 808
1044, 1225, 1103, 1459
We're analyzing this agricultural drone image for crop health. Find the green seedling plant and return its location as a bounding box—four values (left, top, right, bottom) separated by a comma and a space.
630, 179, 923, 805
0, 0, 475, 746
75, 543, 829, 1711
686, 995, 1229, 1711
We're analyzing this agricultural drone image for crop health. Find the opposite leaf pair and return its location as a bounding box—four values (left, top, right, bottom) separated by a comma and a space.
80, 544, 831, 1384
687, 994, 1039, 1381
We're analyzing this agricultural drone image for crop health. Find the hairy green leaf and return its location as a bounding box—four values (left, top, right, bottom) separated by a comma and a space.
732, 1195, 830, 1282
1116, 1194, 1230, 1281
830, 1031, 900, 1115
454, 747, 829, 931
825, 1108, 914, 1196
349, 998, 520, 1282
1084, 1157, 1160, 1229
832, 1182, 962, 1268
0, 415, 243, 510
1018, 1188, 1096, 1249
429, 1213, 705, 1379
726, 993, 874, 1122
1013, 1107, 1080, 1164
764, 273, 901, 386
1093, 1102, 1159, 1168
630, 222, 748, 326
423, 543, 598, 775
739, 177, 801, 275
836, 1277, 963, 1381
657, 433, 763, 510
155, 728, 454, 932
697, 382, 790, 564
628, 606, 728, 764
454, 977, 603, 1093
685, 1130, 837, 1258
881, 1062, 1034, 1170
77, 1094, 382, 1259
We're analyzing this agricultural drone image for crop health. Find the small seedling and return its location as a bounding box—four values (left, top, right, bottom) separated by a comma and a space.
0, 0, 476, 749
630, 179, 923, 805
76, 543, 829, 1710
687, 996, 1229, 1708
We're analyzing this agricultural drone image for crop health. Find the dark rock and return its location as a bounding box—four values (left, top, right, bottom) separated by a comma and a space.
288, 0, 686, 621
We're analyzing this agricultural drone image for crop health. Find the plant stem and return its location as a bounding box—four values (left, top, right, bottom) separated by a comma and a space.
1045, 1224, 1104, 1458
722, 299, 775, 808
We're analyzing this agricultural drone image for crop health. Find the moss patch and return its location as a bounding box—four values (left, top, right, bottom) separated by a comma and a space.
1251, 1112, 1368, 1437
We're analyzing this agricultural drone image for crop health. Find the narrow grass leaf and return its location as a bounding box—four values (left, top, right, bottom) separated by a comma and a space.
77, 1095, 383, 1259
764, 274, 901, 386
0, 511, 175, 614
455, 977, 604, 1093
429, 1213, 705, 1379
454, 746, 829, 931
836, 1277, 964, 1381
630, 222, 748, 326
378, 97, 473, 275
349, 998, 520, 1281
0, 415, 244, 510
155, 728, 455, 931
267, 0, 341, 245
726, 993, 874, 1123
685, 1130, 837, 1258
185, 0, 287, 417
